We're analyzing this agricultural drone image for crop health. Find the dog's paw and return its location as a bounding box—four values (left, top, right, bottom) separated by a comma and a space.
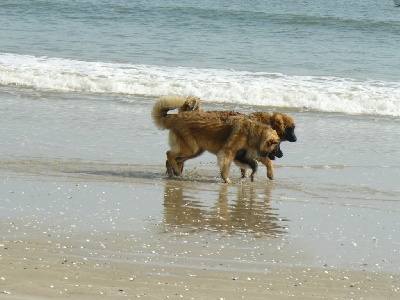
166, 160, 174, 176
225, 178, 233, 184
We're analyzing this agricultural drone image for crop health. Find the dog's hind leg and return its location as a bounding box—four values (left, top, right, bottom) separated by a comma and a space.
166, 160, 174, 176
166, 144, 203, 177
166, 151, 182, 176
176, 148, 206, 174
166, 131, 192, 176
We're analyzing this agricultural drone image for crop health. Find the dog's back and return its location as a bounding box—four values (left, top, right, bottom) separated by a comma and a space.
164, 111, 234, 154
166, 112, 278, 156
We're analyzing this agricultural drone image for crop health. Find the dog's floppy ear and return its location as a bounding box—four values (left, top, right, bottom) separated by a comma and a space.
179, 96, 202, 113
187, 96, 203, 111
258, 129, 280, 156
272, 113, 285, 135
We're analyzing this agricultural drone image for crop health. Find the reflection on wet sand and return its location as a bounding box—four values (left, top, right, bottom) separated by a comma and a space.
163, 180, 288, 238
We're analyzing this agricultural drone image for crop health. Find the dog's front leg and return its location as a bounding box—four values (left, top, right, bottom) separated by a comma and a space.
258, 156, 274, 180
248, 158, 258, 182
234, 157, 258, 182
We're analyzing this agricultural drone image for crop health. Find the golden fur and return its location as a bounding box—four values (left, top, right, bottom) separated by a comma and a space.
159, 96, 297, 180
152, 99, 280, 183
152, 95, 203, 129
245, 111, 296, 179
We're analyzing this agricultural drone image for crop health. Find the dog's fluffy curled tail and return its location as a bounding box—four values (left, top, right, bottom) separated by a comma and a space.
152, 95, 202, 129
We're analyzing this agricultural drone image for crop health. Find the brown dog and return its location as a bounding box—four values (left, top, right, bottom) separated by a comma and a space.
160, 96, 297, 180
153, 95, 263, 181
152, 99, 280, 183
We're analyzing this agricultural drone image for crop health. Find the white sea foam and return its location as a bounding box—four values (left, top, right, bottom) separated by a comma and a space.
1, 53, 399, 117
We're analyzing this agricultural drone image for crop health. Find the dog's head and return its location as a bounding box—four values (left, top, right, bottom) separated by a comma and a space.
271, 112, 297, 142
178, 96, 203, 113
259, 129, 281, 158
268, 142, 283, 160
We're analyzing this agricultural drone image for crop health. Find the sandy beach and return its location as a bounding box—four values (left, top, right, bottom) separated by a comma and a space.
1, 91, 399, 299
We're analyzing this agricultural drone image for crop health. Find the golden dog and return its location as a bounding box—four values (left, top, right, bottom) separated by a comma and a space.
157, 95, 297, 180
152, 98, 280, 183
152, 95, 261, 180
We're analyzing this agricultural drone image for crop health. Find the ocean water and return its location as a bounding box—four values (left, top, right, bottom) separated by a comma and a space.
1, 0, 400, 116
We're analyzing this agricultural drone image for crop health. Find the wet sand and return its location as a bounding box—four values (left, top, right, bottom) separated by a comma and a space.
1, 91, 400, 299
